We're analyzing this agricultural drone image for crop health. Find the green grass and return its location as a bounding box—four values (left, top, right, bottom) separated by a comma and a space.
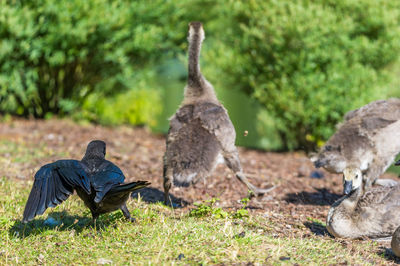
0, 178, 393, 265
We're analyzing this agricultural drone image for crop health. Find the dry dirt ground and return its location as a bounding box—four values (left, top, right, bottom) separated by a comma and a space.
1, 118, 399, 262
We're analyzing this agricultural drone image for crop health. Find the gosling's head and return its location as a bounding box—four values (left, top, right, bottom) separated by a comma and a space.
343, 167, 363, 195
188, 21, 205, 43
313, 144, 346, 173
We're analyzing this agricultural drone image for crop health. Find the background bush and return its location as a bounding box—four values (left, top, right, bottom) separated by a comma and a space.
1, 0, 399, 150
206, 0, 400, 150
0, 0, 187, 121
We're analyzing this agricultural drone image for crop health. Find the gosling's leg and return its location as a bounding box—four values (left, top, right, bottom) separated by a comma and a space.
363, 159, 386, 189
223, 149, 275, 196
235, 171, 276, 197
163, 165, 173, 206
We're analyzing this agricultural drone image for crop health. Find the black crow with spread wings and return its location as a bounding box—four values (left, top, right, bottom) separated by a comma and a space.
22, 140, 150, 223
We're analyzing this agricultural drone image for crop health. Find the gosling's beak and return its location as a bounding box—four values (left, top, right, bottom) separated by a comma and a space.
343, 180, 353, 195
395, 160, 400, 166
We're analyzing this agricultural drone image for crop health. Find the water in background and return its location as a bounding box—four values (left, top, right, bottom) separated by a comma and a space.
153, 59, 282, 150
153, 59, 400, 175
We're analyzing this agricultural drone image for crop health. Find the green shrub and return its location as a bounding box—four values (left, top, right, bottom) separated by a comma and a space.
2, 0, 400, 150
0, 0, 188, 119
80, 71, 162, 126
206, 0, 400, 150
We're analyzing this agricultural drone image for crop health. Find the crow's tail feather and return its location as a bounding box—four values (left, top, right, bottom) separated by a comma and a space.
107, 181, 150, 195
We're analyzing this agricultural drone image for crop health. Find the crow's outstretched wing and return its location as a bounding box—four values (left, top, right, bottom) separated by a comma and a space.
91, 161, 125, 203
23, 160, 90, 223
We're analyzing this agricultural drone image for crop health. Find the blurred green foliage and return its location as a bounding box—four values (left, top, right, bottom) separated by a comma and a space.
1, 0, 400, 150
80, 70, 161, 126
0, 0, 186, 121
206, 0, 400, 150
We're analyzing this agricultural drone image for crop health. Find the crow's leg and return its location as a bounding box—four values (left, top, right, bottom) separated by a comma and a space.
120, 203, 136, 223
91, 212, 99, 227
224, 149, 275, 197
163, 164, 173, 206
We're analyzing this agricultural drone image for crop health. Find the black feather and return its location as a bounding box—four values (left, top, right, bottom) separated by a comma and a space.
36, 176, 49, 216
22, 141, 150, 223
107, 181, 150, 194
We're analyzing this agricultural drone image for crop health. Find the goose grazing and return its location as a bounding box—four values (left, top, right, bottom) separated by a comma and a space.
392, 224, 400, 257
23, 140, 150, 223
163, 22, 274, 204
391, 160, 400, 257
326, 168, 400, 239
313, 98, 400, 193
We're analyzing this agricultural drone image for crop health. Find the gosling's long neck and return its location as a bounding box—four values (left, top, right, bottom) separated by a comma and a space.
183, 22, 218, 105
334, 187, 363, 216
187, 29, 203, 89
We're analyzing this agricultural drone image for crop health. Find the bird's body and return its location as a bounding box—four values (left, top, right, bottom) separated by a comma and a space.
391, 161, 400, 257
391, 226, 400, 257
163, 22, 273, 204
165, 102, 234, 187
314, 98, 400, 191
22, 140, 150, 223
326, 169, 400, 239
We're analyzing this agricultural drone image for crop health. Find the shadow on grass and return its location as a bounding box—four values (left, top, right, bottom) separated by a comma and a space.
284, 188, 341, 206
9, 210, 124, 239
304, 221, 330, 237
131, 187, 189, 208
378, 247, 400, 264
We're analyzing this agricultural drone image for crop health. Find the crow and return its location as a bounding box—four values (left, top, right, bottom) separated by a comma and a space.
22, 140, 150, 223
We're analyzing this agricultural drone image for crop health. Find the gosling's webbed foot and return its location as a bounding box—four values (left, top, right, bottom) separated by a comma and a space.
374, 178, 398, 187
247, 185, 276, 198
253, 185, 276, 196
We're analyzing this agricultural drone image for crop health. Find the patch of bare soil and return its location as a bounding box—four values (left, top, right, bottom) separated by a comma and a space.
1, 118, 399, 262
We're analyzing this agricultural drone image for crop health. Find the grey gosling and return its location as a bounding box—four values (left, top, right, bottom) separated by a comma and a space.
391, 159, 400, 257
23, 140, 150, 223
163, 22, 274, 204
326, 168, 400, 239
313, 98, 400, 193
392, 226, 400, 257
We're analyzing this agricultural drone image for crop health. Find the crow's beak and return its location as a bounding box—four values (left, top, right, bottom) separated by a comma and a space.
395, 160, 400, 166
343, 180, 353, 195
314, 160, 323, 168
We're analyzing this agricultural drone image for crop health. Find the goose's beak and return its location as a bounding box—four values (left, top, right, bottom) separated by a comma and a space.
343, 180, 353, 195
